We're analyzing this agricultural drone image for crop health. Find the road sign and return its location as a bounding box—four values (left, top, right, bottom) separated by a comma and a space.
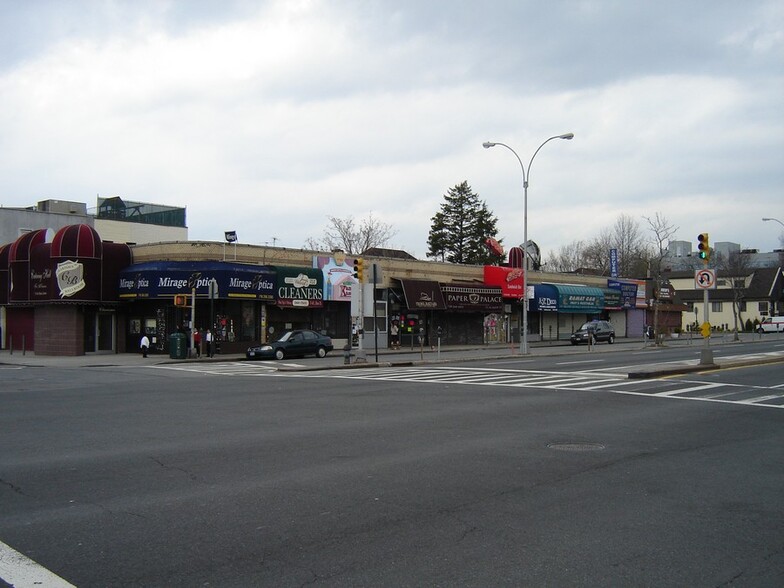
700, 322, 711, 338
695, 269, 717, 289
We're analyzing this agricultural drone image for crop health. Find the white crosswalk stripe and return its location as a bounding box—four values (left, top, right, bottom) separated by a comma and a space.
149, 361, 282, 376
147, 363, 784, 408
311, 366, 784, 408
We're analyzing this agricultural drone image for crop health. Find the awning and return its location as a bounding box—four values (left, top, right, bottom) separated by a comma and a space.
118, 261, 276, 302
397, 279, 447, 310
532, 284, 604, 313
553, 285, 604, 312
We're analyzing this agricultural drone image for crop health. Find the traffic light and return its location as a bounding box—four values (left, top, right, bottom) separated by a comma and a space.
353, 258, 365, 282
174, 294, 188, 307
697, 233, 710, 264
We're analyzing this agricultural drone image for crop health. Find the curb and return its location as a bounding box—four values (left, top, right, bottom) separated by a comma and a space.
628, 354, 784, 379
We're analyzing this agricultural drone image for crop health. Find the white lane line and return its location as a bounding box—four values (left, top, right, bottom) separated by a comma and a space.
556, 359, 604, 366
770, 383, 784, 389
0, 539, 76, 587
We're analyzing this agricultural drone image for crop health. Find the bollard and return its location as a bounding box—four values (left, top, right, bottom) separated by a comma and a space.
343, 344, 352, 365
22, 335, 26, 356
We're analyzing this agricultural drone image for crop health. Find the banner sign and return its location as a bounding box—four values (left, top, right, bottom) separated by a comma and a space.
607, 279, 639, 308
441, 285, 503, 312
313, 254, 357, 302
119, 261, 276, 301
483, 266, 524, 298
610, 248, 618, 277
274, 266, 323, 308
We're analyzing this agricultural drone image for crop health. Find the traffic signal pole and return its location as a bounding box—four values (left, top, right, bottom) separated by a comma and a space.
700, 287, 714, 365
697, 232, 714, 366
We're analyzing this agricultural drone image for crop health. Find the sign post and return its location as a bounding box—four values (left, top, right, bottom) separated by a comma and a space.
695, 269, 716, 365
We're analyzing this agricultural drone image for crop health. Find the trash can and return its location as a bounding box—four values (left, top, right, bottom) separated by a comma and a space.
169, 332, 187, 359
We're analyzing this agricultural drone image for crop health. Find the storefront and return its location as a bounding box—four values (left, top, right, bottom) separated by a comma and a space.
119, 260, 277, 354
530, 284, 605, 341
482, 266, 523, 342
439, 284, 504, 345
1, 224, 131, 355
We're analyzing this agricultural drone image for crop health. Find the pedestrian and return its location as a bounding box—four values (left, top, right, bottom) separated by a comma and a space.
193, 329, 202, 358
206, 328, 213, 357
140, 334, 150, 358
390, 320, 399, 350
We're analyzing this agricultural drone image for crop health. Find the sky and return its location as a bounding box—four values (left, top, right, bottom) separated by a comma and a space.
1, 0, 782, 260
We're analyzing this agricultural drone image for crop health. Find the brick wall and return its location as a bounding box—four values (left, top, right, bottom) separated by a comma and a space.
35, 306, 83, 356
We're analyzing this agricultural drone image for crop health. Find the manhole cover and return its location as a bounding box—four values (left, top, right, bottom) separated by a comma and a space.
547, 442, 606, 452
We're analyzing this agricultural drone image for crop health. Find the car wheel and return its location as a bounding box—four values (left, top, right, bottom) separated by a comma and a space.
274, 348, 285, 360
316, 346, 327, 358
608, 334, 614, 344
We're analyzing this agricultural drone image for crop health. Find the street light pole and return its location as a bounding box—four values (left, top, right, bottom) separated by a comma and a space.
762, 217, 784, 228
483, 133, 574, 354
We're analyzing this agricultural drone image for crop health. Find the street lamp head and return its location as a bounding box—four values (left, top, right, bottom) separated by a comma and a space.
762, 217, 772, 221
482, 141, 496, 149
559, 133, 575, 140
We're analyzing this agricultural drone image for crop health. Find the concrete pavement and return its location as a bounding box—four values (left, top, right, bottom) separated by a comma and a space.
2, 333, 783, 376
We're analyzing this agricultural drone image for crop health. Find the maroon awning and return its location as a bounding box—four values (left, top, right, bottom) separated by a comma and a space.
397, 279, 447, 310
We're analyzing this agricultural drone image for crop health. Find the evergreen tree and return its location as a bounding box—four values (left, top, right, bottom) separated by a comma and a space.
427, 181, 503, 265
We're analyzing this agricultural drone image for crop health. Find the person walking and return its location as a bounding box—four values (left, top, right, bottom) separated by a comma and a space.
193, 329, 202, 358
390, 320, 400, 350
206, 329, 213, 358
140, 334, 150, 358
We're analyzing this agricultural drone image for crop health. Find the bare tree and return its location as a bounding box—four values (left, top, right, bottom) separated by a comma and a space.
644, 213, 679, 345
714, 250, 753, 341
545, 240, 586, 272
581, 214, 649, 276
305, 213, 397, 255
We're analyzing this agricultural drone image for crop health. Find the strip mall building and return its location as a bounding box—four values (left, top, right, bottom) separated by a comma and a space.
1, 224, 658, 356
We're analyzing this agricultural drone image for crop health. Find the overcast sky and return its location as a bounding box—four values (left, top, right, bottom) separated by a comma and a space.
1, 0, 782, 259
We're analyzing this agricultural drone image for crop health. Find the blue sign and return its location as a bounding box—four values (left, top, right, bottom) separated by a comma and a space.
610, 248, 618, 278
607, 279, 638, 308
118, 261, 276, 301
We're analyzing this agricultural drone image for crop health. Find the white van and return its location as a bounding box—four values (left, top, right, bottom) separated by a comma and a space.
757, 316, 784, 333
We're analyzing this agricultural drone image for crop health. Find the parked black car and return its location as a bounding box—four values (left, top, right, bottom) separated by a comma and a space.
570, 320, 615, 345
246, 329, 334, 360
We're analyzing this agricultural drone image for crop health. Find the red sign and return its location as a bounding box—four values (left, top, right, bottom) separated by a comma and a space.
483, 266, 524, 298
485, 237, 504, 256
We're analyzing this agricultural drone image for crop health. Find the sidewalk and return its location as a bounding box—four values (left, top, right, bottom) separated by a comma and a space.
1, 334, 781, 377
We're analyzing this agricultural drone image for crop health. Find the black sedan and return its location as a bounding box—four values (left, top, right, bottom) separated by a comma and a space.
246, 329, 334, 360
570, 320, 615, 345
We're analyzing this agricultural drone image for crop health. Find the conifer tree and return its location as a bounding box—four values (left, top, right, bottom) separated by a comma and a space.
427, 181, 503, 265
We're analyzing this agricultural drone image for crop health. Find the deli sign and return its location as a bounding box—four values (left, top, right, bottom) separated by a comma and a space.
483, 266, 523, 298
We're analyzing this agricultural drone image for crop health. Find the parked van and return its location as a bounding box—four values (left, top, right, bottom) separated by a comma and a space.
757, 316, 784, 333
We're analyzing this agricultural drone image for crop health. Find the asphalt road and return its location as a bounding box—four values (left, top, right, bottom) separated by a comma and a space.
1, 346, 784, 586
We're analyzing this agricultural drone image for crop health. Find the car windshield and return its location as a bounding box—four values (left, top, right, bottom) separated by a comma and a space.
277, 331, 294, 342
579, 323, 597, 331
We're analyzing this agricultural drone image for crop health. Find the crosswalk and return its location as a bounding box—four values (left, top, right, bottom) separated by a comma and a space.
150, 361, 287, 376
148, 363, 784, 409
308, 366, 784, 409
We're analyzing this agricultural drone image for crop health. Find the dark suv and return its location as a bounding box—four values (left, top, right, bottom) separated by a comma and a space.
570, 320, 615, 345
